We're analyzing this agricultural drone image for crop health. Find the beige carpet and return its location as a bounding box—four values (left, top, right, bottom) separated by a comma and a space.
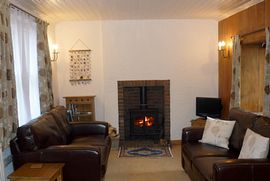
104, 144, 190, 181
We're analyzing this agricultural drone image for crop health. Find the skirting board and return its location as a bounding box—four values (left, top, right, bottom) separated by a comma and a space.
171, 140, 181, 145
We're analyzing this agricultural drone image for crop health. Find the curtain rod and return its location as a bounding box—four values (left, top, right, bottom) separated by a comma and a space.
9, 3, 49, 25
230, 28, 265, 39
240, 28, 265, 38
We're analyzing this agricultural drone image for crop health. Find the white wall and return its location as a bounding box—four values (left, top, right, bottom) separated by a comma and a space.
47, 24, 60, 106
53, 19, 218, 140
55, 21, 105, 120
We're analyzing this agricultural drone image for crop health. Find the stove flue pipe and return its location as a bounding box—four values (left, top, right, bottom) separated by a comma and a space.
140, 86, 147, 109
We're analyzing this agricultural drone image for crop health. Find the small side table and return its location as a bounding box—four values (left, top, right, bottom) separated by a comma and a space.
191, 117, 206, 127
8, 163, 65, 181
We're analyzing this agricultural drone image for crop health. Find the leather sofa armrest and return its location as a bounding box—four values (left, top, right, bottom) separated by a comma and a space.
70, 121, 109, 137
11, 150, 43, 169
41, 145, 102, 181
46, 144, 101, 152
213, 159, 270, 181
43, 145, 101, 160
181, 126, 204, 144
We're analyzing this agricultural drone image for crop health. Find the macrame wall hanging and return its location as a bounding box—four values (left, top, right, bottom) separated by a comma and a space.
69, 39, 92, 85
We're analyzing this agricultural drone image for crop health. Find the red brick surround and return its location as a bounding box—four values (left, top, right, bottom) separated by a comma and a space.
117, 80, 170, 144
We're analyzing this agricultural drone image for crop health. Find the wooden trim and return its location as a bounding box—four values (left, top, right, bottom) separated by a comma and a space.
69, 49, 91, 52
69, 79, 92, 81
240, 28, 265, 38
240, 29, 266, 45
171, 140, 181, 145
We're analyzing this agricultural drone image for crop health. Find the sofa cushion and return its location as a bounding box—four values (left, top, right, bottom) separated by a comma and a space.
51, 106, 69, 124
253, 116, 270, 138
228, 108, 259, 151
17, 125, 38, 152
31, 114, 67, 149
182, 142, 235, 162
49, 107, 71, 141
200, 117, 235, 149
251, 116, 270, 158
239, 128, 270, 159
71, 135, 109, 146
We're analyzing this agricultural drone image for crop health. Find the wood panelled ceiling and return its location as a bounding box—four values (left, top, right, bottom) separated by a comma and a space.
10, 0, 263, 23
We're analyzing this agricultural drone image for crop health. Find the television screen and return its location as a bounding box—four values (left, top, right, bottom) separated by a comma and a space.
196, 97, 222, 118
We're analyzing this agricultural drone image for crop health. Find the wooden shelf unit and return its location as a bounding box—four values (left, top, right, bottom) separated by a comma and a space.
64, 96, 95, 121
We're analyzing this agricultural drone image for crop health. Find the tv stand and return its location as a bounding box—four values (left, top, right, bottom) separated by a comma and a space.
191, 117, 206, 127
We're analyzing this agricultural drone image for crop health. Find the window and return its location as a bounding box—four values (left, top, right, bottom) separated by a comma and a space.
10, 8, 41, 126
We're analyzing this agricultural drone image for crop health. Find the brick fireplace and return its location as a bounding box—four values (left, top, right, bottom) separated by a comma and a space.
118, 80, 170, 145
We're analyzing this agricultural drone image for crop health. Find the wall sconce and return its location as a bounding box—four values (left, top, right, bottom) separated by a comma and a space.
218, 41, 230, 58
51, 44, 59, 62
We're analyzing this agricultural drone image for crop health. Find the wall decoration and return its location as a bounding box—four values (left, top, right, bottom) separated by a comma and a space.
69, 39, 91, 85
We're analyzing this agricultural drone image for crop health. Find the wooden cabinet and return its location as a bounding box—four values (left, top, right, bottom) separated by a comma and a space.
64, 96, 95, 121
191, 117, 206, 127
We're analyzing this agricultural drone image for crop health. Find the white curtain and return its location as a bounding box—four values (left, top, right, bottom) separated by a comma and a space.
10, 8, 41, 126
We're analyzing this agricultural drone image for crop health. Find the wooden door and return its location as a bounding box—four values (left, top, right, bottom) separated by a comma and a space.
240, 43, 265, 112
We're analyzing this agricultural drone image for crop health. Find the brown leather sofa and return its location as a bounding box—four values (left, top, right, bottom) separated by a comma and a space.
10, 106, 111, 181
182, 108, 270, 181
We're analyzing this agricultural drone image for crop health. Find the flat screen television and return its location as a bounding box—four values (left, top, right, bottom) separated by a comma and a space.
196, 97, 222, 118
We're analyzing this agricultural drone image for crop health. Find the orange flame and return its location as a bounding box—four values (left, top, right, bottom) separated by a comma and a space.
134, 116, 154, 127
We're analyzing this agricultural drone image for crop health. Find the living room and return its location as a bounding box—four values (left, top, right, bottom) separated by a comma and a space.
1, 0, 269, 180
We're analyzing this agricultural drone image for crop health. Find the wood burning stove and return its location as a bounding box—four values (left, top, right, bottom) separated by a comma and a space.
118, 80, 170, 145
125, 86, 164, 140
129, 108, 163, 140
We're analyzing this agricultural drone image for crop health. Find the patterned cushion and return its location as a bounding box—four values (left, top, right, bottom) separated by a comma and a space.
238, 128, 270, 159
200, 117, 236, 149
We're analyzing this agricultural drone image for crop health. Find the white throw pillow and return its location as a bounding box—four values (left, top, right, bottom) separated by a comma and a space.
200, 117, 236, 149
238, 128, 270, 159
